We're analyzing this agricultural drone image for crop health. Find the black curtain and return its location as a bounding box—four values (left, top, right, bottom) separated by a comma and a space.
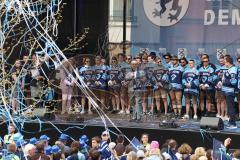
56, 0, 75, 52
76, 0, 109, 56
8, 0, 109, 63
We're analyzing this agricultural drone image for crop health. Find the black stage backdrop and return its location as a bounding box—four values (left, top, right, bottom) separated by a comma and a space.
55, 0, 75, 53
47, 0, 109, 57
7, 0, 109, 63
76, 0, 109, 56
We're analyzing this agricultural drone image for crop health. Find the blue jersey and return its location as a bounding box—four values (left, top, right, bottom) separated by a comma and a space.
108, 65, 121, 89
118, 61, 128, 68
152, 65, 170, 90
92, 65, 108, 89
182, 67, 199, 95
198, 65, 215, 90
99, 141, 111, 160
182, 65, 189, 72
168, 64, 183, 90
222, 66, 237, 96
237, 66, 240, 91
197, 62, 216, 70
213, 64, 227, 90
79, 66, 94, 87
141, 62, 156, 89
132, 70, 145, 90
163, 61, 172, 69
119, 62, 131, 83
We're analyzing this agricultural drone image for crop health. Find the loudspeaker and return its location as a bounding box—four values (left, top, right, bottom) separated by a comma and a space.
159, 120, 178, 128
200, 117, 224, 130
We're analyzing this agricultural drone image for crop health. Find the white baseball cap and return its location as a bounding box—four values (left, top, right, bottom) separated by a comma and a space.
137, 150, 145, 158
101, 131, 109, 136
162, 152, 172, 160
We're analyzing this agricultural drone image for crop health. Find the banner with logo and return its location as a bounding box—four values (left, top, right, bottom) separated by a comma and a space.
131, 0, 240, 62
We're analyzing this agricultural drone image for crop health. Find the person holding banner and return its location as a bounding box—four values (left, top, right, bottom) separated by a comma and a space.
213, 56, 227, 120
92, 55, 108, 110
118, 53, 131, 114
108, 57, 121, 113
168, 56, 184, 118
79, 57, 93, 114
141, 54, 156, 115
152, 57, 169, 115
221, 55, 238, 129
182, 60, 199, 120
197, 54, 216, 70
198, 56, 215, 117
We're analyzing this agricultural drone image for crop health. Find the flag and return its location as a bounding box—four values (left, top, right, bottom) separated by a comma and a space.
213, 138, 231, 160
130, 137, 142, 151
167, 147, 178, 160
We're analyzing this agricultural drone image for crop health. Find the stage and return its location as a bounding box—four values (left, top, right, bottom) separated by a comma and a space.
1, 112, 239, 149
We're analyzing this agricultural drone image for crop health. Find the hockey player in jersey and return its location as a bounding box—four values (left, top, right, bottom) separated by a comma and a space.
168, 56, 184, 117
213, 56, 227, 119
79, 57, 93, 114
152, 57, 169, 115
93, 56, 109, 110
197, 54, 216, 70
198, 56, 215, 117
221, 55, 238, 129
236, 57, 240, 118
180, 57, 188, 71
141, 54, 156, 115
118, 53, 131, 114
108, 57, 121, 113
163, 52, 172, 69
182, 60, 199, 120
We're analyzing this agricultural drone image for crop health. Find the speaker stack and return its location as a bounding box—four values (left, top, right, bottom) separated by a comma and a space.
200, 117, 224, 130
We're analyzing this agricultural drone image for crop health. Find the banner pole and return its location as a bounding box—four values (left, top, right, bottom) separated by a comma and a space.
123, 0, 127, 55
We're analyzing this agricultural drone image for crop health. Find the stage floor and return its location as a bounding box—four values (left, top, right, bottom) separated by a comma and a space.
1, 111, 240, 150
53, 112, 240, 134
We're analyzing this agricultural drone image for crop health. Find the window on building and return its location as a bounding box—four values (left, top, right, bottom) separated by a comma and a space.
110, 0, 135, 22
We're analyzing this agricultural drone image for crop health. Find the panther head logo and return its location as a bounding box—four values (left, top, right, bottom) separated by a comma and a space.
143, 0, 190, 26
